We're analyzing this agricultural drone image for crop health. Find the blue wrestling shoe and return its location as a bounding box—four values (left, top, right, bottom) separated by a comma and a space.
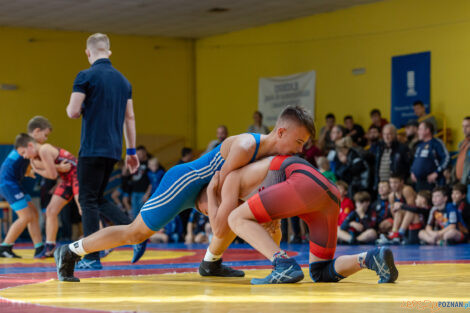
365, 247, 398, 283
75, 258, 103, 270
99, 248, 114, 259
251, 258, 304, 285
131, 239, 148, 263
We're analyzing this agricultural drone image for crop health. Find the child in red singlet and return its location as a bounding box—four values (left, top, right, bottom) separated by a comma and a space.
15, 133, 82, 257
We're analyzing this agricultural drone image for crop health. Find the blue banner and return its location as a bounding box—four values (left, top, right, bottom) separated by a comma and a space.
391, 51, 430, 127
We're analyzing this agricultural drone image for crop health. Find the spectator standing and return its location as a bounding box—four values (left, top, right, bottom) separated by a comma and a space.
247, 111, 269, 134
404, 120, 420, 156
144, 157, 165, 201
455, 116, 470, 202
365, 125, 381, 156
413, 100, 438, 133
129, 146, 150, 219
411, 121, 450, 191
66, 33, 138, 269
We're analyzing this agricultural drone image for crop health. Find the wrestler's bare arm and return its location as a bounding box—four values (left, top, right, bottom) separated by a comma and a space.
208, 157, 272, 237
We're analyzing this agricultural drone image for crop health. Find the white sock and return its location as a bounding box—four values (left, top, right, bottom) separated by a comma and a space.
69, 239, 87, 256
357, 252, 367, 268
204, 248, 222, 262
46, 241, 56, 245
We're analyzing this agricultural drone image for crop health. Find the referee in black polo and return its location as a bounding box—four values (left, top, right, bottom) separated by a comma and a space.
66, 33, 139, 269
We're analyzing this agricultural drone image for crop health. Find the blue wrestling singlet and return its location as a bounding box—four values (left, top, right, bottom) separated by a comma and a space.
140, 133, 261, 231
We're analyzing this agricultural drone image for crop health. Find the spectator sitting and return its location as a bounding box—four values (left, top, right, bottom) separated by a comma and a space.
365, 125, 381, 156
452, 183, 470, 240
177, 147, 194, 165
369, 109, 389, 131
336, 180, 354, 226
373, 180, 392, 234
143, 157, 165, 201
338, 191, 377, 244
404, 120, 420, 156
378, 190, 432, 245
205, 125, 228, 153
413, 100, 438, 133
335, 137, 371, 197
374, 124, 411, 190
151, 215, 184, 243
344, 115, 366, 147
149, 229, 169, 244
185, 209, 210, 244
381, 174, 416, 244
247, 111, 269, 135
411, 121, 450, 191
317, 156, 336, 182
318, 113, 336, 153
302, 137, 322, 167
419, 187, 468, 245
454, 116, 470, 202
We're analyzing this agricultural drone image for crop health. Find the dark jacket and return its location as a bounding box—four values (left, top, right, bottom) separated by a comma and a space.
335, 148, 371, 196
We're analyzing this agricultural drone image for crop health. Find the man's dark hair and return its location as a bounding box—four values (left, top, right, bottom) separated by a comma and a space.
254, 111, 263, 119
278, 105, 316, 138
464, 116, 470, 121
344, 115, 353, 122
325, 113, 335, 120
27, 116, 52, 133
181, 147, 193, 158
15, 133, 35, 149
389, 173, 404, 181
370, 109, 381, 117
413, 100, 424, 107
432, 186, 448, 197
420, 121, 434, 134
354, 191, 371, 203
369, 125, 381, 133
452, 183, 467, 195
417, 190, 432, 207
136, 145, 147, 151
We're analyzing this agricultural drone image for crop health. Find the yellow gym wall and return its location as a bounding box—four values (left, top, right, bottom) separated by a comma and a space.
0, 27, 195, 155
195, 0, 470, 151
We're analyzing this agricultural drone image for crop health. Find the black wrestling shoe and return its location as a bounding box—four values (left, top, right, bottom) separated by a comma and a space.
0, 245, 21, 258
199, 259, 245, 277
54, 245, 81, 282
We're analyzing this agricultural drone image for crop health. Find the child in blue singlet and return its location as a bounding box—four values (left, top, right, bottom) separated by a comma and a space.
0, 116, 54, 258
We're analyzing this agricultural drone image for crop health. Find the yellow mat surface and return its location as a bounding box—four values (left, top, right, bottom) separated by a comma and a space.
1, 264, 469, 313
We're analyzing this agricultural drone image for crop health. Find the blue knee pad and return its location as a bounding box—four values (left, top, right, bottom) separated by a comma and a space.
309, 259, 345, 283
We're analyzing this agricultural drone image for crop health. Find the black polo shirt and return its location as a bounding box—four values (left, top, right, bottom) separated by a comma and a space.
73, 58, 132, 160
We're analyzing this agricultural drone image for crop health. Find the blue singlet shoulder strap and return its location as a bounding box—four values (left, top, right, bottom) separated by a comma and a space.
248, 133, 261, 163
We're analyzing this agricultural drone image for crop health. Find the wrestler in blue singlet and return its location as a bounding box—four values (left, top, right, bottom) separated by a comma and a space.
140, 133, 261, 231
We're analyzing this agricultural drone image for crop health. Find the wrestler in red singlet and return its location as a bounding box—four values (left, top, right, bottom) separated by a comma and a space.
53, 148, 79, 201
247, 155, 340, 260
